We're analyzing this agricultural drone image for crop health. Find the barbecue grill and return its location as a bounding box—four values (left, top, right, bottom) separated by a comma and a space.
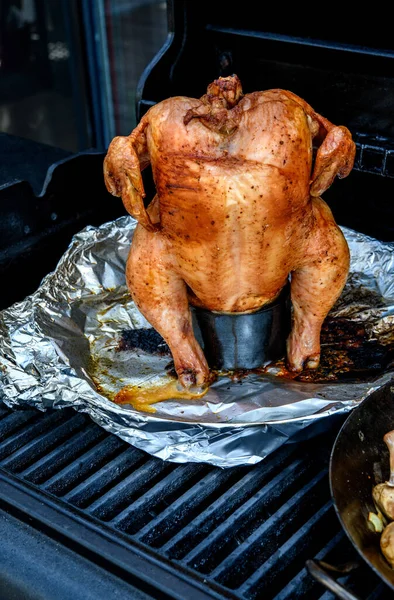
2, 2, 394, 598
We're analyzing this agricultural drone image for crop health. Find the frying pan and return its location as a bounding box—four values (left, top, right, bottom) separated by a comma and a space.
306, 381, 394, 598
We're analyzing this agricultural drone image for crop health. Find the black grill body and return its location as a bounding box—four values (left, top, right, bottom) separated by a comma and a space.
2, 2, 394, 598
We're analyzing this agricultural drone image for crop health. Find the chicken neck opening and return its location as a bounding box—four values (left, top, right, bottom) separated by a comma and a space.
183, 74, 243, 135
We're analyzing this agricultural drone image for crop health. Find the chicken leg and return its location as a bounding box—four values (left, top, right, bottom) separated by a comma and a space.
287, 197, 350, 371
126, 222, 209, 389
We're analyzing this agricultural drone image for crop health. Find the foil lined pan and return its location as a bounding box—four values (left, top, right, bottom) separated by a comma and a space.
1, 216, 394, 467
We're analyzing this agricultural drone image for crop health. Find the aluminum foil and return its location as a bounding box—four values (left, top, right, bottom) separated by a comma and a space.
1, 216, 394, 467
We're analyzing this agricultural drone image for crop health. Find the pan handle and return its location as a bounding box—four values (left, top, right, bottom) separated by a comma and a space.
306, 559, 362, 600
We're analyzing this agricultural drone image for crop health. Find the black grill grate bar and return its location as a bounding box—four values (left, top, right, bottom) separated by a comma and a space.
0, 404, 13, 419
0, 410, 68, 462
63, 446, 146, 508
0, 413, 87, 472
136, 467, 242, 547
238, 502, 335, 599
0, 408, 39, 439
42, 434, 127, 496
87, 458, 174, 521
0, 400, 11, 419
111, 462, 208, 533
210, 470, 327, 585
20, 423, 106, 484
155, 444, 299, 555
182, 456, 318, 571
275, 530, 345, 599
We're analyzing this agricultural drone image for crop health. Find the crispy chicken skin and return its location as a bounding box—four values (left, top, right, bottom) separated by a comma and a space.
104, 75, 355, 389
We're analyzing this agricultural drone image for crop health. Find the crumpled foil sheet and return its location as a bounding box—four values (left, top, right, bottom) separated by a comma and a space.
1, 216, 394, 467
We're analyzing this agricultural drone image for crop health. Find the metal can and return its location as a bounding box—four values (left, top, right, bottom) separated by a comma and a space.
191, 283, 291, 370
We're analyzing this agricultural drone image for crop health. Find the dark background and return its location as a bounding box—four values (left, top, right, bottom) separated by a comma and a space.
0, 0, 168, 154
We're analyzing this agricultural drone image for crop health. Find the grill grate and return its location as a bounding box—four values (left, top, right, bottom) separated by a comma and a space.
0, 403, 391, 599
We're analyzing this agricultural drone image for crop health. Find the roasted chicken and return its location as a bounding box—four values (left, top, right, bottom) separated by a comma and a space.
104, 75, 355, 389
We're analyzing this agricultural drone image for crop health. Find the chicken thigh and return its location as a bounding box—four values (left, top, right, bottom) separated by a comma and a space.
104, 75, 355, 389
